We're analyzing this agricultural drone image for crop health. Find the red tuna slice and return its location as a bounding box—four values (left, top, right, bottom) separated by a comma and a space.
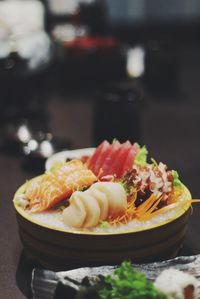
110, 141, 132, 178
120, 143, 140, 177
87, 140, 109, 170
100, 140, 121, 176
92, 143, 112, 176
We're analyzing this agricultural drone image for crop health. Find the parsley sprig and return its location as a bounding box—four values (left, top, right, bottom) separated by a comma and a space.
99, 261, 166, 299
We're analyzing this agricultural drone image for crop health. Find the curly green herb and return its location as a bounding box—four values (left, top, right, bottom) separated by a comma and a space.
99, 261, 166, 299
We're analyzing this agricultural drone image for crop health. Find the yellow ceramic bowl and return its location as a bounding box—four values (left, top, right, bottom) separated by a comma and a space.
13, 182, 192, 271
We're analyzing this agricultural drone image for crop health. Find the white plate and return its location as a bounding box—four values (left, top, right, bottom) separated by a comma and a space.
45, 148, 95, 170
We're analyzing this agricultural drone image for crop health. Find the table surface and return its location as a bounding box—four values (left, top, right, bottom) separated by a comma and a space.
1, 91, 200, 299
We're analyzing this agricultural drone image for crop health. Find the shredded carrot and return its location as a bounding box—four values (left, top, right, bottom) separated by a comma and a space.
136, 193, 157, 215
140, 201, 187, 221
167, 188, 183, 205
108, 190, 137, 225
108, 192, 162, 224
138, 199, 200, 222
107, 187, 200, 225
191, 199, 200, 203
137, 195, 163, 221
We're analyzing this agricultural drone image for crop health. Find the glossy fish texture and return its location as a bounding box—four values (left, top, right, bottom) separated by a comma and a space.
86, 140, 139, 179
24, 160, 97, 212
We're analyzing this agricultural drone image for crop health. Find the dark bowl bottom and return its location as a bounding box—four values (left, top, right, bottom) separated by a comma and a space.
16, 207, 191, 271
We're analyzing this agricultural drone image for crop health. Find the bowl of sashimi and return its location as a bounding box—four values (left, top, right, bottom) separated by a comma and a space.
13, 140, 193, 270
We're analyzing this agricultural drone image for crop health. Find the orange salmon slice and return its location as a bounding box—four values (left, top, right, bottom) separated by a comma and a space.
24, 160, 97, 212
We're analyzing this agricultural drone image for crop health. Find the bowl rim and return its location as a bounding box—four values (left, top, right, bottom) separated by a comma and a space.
45, 147, 95, 171
13, 182, 191, 236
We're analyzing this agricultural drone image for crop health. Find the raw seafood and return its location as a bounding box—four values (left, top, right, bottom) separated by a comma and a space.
86, 140, 140, 179
23, 160, 97, 212
14, 140, 195, 230
63, 182, 127, 228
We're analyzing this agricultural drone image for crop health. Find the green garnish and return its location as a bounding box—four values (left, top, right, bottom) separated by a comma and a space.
120, 178, 135, 197
151, 158, 158, 167
99, 261, 166, 299
172, 170, 183, 187
99, 221, 110, 229
112, 138, 117, 144
77, 185, 90, 192
135, 146, 148, 166
58, 205, 66, 212
49, 160, 64, 172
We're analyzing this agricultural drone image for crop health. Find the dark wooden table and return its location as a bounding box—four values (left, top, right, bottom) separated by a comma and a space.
0, 154, 31, 299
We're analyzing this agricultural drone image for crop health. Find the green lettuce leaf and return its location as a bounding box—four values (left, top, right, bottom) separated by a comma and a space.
172, 170, 183, 187
134, 145, 148, 166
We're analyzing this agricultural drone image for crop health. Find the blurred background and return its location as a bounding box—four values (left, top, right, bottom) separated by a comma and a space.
1, 0, 200, 228
1, 0, 200, 191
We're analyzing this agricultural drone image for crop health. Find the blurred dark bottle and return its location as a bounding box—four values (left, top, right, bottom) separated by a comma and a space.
94, 85, 142, 145
44, 0, 127, 90
144, 39, 179, 97
0, 0, 52, 151
44, 0, 107, 32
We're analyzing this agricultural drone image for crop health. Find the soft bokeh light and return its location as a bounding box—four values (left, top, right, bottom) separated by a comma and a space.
127, 46, 145, 78
17, 125, 31, 143
40, 140, 54, 158
28, 139, 38, 151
